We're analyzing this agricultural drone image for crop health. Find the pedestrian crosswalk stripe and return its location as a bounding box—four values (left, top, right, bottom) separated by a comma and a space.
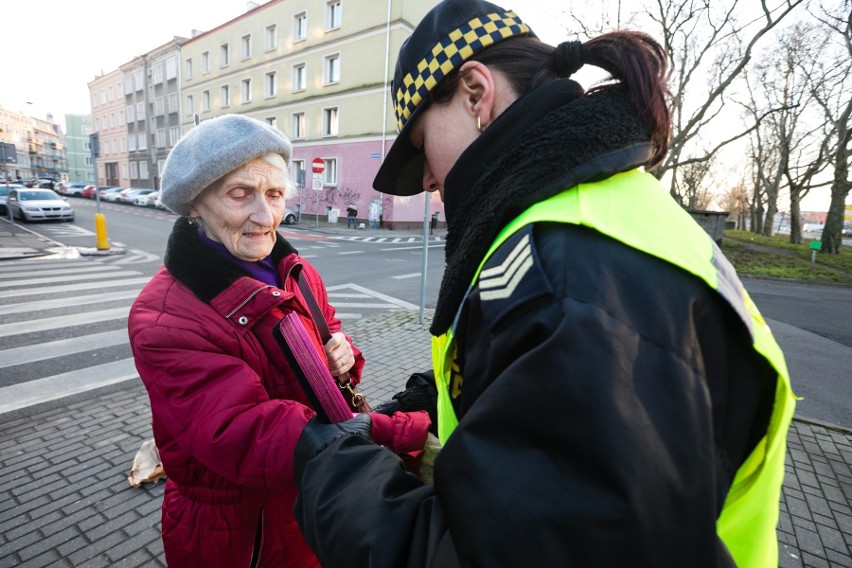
0, 289, 142, 316
0, 330, 128, 368
0, 307, 129, 338
0, 277, 151, 299
0, 270, 142, 289
0, 358, 139, 415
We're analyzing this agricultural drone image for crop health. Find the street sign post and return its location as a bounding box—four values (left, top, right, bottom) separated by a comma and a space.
312, 158, 324, 228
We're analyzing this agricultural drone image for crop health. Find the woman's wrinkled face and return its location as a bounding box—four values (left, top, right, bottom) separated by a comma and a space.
189, 157, 287, 262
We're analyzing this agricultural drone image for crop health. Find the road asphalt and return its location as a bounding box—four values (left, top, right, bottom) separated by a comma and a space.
0, 217, 850, 567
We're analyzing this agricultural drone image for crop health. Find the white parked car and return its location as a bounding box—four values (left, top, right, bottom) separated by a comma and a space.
134, 190, 160, 207
6, 188, 74, 222
119, 188, 155, 204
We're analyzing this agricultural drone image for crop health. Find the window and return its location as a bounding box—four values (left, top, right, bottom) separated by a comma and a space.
158, 159, 167, 177
202, 51, 210, 73
291, 112, 305, 139
266, 117, 277, 129
324, 54, 340, 84
135, 71, 143, 91
130, 161, 138, 177
169, 127, 179, 146
221, 85, 230, 107
323, 158, 337, 185
185, 58, 193, 80
166, 56, 177, 80
326, 1, 342, 29
124, 76, 133, 95
265, 24, 278, 51
154, 97, 165, 116
202, 91, 211, 112
156, 129, 166, 148
140, 161, 149, 179
323, 107, 338, 136
168, 93, 178, 114
109, 113, 115, 128
241, 79, 252, 103
128, 135, 137, 151
265, 71, 277, 98
136, 102, 146, 120
291, 159, 305, 187
186, 95, 194, 114
294, 12, 307, 41
138, 132, 147, 151
241, 35, 252, 59
126, 105, 135, 123
293, 63, 306, 91
152, 64, 164, 85
220, 43, 230, 67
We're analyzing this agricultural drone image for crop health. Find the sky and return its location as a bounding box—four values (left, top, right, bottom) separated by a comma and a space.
2, 1, 837, 211
3, 0, 571, 121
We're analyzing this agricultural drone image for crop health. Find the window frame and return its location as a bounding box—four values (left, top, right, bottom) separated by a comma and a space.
324, 53, 340, 85
322, 106, 339, 137
292, 63, 306, 92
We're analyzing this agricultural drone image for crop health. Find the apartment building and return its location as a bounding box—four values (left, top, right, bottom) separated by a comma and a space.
89, 69, 131, 188
121, 37, 187, 191
179, 0, 440, 227
64, 114, 95, 183
27, 114, 66, 181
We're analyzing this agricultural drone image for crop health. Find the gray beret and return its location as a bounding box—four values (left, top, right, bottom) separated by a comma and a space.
160, 114, 292, 216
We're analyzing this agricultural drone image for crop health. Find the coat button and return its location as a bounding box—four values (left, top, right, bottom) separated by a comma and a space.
271, 291, 281, 297
238, 316, 248, 325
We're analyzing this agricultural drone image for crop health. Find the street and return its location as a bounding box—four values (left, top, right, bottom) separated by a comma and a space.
1, 198, 850, 427
0, 196, 446, 417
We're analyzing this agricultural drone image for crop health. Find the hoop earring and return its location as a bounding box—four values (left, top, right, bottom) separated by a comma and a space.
476, 116, 483, 132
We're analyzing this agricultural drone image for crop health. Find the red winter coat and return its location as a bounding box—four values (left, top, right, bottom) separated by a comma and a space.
129, 219, 365, 567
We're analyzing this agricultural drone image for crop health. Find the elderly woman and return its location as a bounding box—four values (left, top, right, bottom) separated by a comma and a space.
128, 114, 429, 567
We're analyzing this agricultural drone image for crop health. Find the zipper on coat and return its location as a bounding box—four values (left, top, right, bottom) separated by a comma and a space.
249, 508, 264, 568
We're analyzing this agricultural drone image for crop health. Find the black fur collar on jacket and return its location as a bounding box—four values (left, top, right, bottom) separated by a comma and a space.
164, 217, 297, 304
432, 80, 655, 335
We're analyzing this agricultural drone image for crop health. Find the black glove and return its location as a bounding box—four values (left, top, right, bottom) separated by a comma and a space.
293, 414, 372, 486
373, 371, 438, 435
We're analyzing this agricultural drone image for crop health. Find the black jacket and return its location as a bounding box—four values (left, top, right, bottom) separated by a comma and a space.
295, 82, 776, 567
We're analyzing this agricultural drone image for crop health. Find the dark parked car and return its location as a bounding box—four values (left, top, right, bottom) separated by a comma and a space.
6, 188, 74, 222
0, 183, 26, 215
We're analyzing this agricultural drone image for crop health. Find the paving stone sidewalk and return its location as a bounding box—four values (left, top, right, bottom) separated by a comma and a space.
0, 311, 850, 567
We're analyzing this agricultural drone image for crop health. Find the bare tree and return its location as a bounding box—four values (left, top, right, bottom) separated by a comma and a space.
650, 0, 805, 204
746, 21, 834, 243
718, 176, 751, 230
811, 0, 852, 253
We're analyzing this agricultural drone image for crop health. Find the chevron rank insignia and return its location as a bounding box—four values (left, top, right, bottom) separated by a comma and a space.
477, 226, 553, 329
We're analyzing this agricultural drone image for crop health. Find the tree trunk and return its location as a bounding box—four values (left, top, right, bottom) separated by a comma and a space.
821, 152, 850, 253
789, 194, 803, 244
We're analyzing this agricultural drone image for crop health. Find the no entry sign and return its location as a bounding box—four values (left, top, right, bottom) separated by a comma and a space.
312, 158, 325, 174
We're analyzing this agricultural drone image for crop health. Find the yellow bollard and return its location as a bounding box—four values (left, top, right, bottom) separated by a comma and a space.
95, 212, 110, 250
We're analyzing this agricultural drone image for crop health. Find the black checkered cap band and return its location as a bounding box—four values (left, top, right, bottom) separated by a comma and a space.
394, 11, 530, 131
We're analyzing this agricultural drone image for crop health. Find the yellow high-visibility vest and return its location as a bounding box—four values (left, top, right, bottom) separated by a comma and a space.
432, 169, 795, 567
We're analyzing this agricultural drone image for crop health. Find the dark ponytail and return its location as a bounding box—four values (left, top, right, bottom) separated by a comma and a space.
582, 31, 672, 168
428, 31, 672, 169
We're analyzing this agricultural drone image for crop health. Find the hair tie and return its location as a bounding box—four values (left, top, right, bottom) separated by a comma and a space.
555, 40, 584, 77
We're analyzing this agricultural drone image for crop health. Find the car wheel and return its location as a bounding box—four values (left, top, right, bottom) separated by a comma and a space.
284, 214, 296, 225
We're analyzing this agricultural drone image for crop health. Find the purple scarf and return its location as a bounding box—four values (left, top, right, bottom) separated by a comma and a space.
196, 226, 281, 287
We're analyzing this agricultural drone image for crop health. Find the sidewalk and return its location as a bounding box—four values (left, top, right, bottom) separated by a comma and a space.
0, 223, 850, 566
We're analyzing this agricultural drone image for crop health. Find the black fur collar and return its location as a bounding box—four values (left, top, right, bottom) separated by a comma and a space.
164, 217, 298, 304
432, 82, 654, 335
